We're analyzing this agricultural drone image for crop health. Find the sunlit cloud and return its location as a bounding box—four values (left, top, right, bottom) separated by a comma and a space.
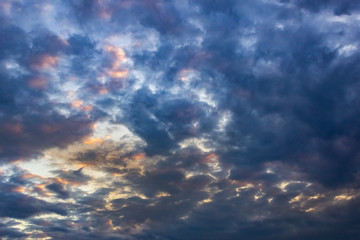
108, 70, 129, 78
105, 45, 127, 69
71, 100, 83, 109
29, 54, 59, 70
83, 137, 104, 145
334, 194, 355, 201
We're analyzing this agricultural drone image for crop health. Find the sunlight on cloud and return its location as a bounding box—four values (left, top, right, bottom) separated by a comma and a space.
179, 137, 214, 152
334, 194, 355, 201
30, 54, 59, 71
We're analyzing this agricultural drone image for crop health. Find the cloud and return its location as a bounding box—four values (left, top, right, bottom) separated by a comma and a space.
0, 222, 28, 239
46, 183, 70, 199
293, 0, 360, 15
0, 185, 67, 219
0, 24, 103, 162
1, 0, 360, 239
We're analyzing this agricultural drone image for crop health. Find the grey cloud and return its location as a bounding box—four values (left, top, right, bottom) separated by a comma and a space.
1, 0, 360, 239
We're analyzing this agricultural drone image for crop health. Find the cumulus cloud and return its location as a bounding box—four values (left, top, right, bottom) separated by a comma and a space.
0, 0, 359, 239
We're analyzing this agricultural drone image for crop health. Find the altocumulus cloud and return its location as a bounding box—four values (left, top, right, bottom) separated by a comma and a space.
0, 0, 360, 239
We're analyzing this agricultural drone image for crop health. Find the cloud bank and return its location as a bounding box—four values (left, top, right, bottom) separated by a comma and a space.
0, 0, 360, 239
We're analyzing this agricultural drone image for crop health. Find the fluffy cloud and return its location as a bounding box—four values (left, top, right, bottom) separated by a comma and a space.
0, 0, 359, 239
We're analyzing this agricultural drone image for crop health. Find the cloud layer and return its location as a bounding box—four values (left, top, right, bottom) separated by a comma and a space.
0, 0, 360, 239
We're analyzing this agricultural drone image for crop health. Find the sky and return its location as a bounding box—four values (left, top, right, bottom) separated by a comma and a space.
0, 0, 360, 239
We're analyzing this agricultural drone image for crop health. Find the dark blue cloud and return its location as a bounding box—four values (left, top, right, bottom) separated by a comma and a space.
0, 192, 66, 219
294, 0, 360, 15
1, 0, 360, 239
0, 22, 104, 162
0, 222, 28, 238
46, 183, 70, 199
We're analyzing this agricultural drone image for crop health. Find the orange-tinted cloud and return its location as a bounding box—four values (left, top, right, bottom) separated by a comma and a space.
28, 76, 48, 89
52, 175, 87, 186
29, 54, 59, 70
98, 87, 108, 95
13, 186, 26, 193
108, 70, 129, 78
105, 45, 126, 69
131, 152, 146, 160
81, 105, 93, 112
177, 69, 193, 82
75, 162, 95, 168
54, 177, 68, 185
71, 100, 93, 112
102, 45, 130, 88
71, 100, 83, 108
84, 137, 104, 145
3, 123, 23, 134
204, 153, 218, 162
21, 173, 45, 180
